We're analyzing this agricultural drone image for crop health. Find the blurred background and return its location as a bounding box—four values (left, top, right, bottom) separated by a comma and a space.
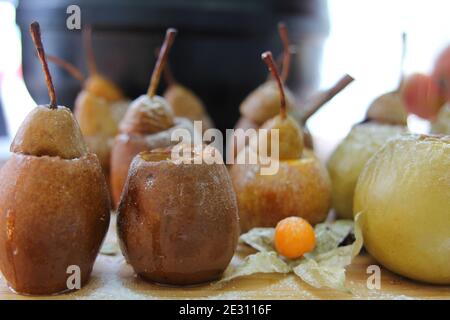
0, 0, 449, 160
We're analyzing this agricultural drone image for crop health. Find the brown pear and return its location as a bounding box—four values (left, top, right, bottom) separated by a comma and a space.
0, 22, 110, 295
11, 105, 87, 159
230, 51, 331, 232
117, 146, 240, 285
110, 29, 196, 208
46, 49, 128, 176
240, 81, 296, 125
83, 74, 124, 103
81, 26, 124, 102
162, 64, 214, 131
260, 114, 304, 160
239, 23, 296, 126
232, 73, 354, 157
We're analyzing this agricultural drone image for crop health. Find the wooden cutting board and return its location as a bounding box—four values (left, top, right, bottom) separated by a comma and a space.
1, 215, 449, 300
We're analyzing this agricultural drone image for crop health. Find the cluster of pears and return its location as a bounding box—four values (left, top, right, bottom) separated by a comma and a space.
232, 23, 353, 156
230, 51, 332, 232
110, 29, 196, 207
0, 22, 110, 295
46, 27, 129, 177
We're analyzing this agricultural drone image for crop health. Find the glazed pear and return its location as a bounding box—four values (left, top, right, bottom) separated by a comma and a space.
354, 134, 450, 284
163, 62, 214, 131
81, 26, 124, 103
239, 23, 296, 126
231, 51, 331, 232
231, 74, 354, 157
110, 29, 195, 207
0, 22, 110, 295
117, 146, 240, 285
46, 31, 129, 176
327, 123, 405, 219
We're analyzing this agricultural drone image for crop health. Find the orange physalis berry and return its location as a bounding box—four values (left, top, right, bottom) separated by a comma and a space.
274, 217, 316, 259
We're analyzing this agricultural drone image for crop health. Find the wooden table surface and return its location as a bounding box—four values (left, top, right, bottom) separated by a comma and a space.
1, 216, 449, 300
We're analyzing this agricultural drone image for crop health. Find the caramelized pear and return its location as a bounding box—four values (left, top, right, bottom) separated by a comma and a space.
46, 45, 129, 175
231, 51, 331, 232
232, 74, 354, 157
162, 62, 214, 131
117, 146, 240, 285
0, 22, 110, 295
11, 106, 87, 159
110, 29, 195, 208
82, 26, 124, 102
84, 74, 123, 103
258, 60, 304, 160
240, 81, 297, 125
240, 23, 296, 125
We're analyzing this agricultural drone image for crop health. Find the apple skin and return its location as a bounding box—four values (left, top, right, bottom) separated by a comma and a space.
110, 117, 195, 208
0, 153, 110, 295
117, 150, 240, 285
230, 149, 331, 233
327, 123, 405, 219
354, 134, 450, 285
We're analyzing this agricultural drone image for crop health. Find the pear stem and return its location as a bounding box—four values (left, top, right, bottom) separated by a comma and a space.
397, 32, 407, 92
262, 51, 286, 119
154, 47, 177, 86
46, 54, 85, 84
29, 22, 57, 109
301, 74, 354, 123
278, 22, 291, 83
83, 25, 97, 76
147, 28, 177, 97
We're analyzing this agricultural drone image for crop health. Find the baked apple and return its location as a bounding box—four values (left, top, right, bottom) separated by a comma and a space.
354, 134, 450, 285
